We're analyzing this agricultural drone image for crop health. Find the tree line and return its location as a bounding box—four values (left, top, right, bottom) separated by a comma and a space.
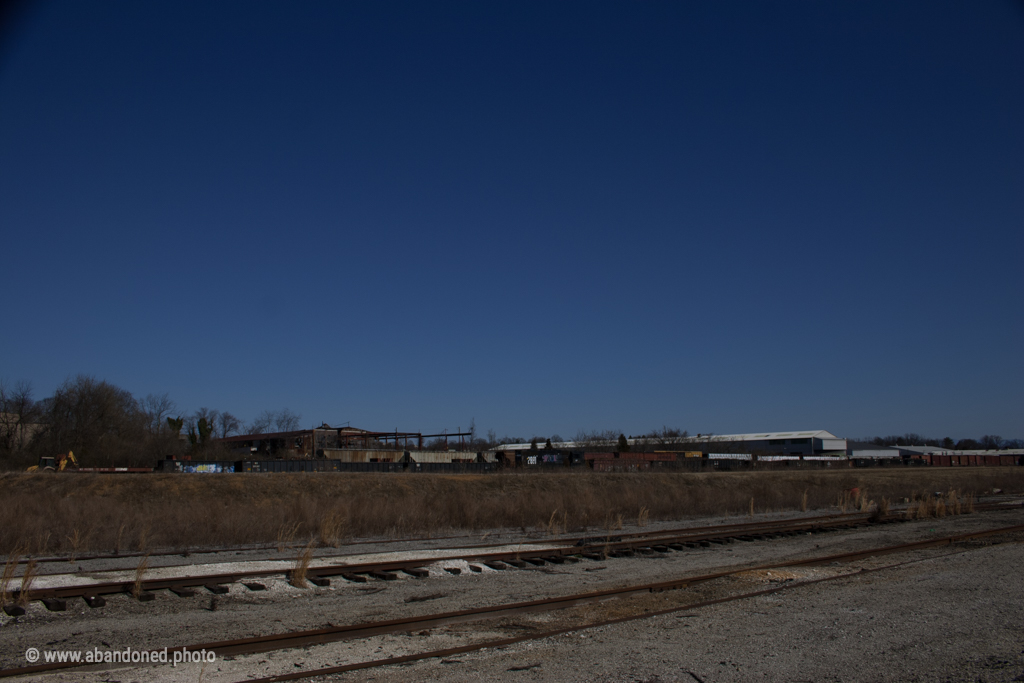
0, 376, 301, 469
7, 376, 1017, 470
862, 433, 1023, 450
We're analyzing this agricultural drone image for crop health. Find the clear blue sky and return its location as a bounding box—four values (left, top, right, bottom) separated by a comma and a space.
1, 1, 1021, 441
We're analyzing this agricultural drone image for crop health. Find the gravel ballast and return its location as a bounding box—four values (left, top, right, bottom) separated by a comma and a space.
1, 505, 1022, 682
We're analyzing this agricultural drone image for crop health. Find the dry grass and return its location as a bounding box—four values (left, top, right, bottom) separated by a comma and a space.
66, 528, 85, 562
17, 559, 36, 607
317, 512, 345, 548
905, 488, 975, 520
115, 523, 126, 555
0, 468, 1021, 556
136, 523, 151, 553
946, 489, 963, 515
289, 542, 314, 588
131, 554, 149, 599
276, 521, 300, 552
33, 532, 50, 557
1, 547, 21, 605
546, 510, 561, 536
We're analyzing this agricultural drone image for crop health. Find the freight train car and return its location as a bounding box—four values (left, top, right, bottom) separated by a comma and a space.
585, 452, 677, 472
924, 453, 1021, 467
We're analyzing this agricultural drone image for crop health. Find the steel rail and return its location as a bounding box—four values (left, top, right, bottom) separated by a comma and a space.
244, 544, 1010, 683
7, 510, 875, 568
4, 533, 472, 567
13, 504, 1021, 601
3, 523, 1020, 680
11, 500, 1018, 571
9, 514, 881, 601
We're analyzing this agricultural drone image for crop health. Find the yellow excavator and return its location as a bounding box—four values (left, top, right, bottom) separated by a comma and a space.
27, 451, 79, 472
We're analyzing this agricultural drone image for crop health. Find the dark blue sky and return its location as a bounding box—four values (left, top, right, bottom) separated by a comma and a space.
1, 1, 1021, 440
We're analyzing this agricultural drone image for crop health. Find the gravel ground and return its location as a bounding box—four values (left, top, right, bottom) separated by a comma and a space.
382, 540, 1024, 683
2, 504, 1022, 682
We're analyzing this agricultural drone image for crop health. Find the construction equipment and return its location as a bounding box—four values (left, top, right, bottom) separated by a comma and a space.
27, 451, 79, 472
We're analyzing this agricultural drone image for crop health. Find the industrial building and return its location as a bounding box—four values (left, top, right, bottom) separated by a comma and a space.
216, 424, 474, 460
209, 425, 1019, 470
854, 444, 1024, 459
497, 430, 848, 457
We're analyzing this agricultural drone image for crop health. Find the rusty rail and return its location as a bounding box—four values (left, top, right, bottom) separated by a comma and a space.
3, 523, 1021, 680
10, 502, 1022, 602
245, 546, 999, 683
6, 515, 879, 601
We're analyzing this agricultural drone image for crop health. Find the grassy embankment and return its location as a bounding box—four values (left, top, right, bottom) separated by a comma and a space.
1, 468, 1021, 556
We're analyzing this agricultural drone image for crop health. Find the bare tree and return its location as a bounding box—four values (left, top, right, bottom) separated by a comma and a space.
35, 375, 148, 467
248, 409, 300, 434
248, 410, 275, 435
140, 393, 176, 435
216, 411, 241, 438
274, 409, 300, 432
183, 414, 198, 443
193, 407, 220, 427
573, 429, 620, 451
980, 435, 1003, 450
426, 436, 453, 451
0, 380, 40, 457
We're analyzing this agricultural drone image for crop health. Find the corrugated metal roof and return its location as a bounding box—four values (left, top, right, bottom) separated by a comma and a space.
850, 450, 902, 458
685, 430, 839, 441
898, 446, 1024, 456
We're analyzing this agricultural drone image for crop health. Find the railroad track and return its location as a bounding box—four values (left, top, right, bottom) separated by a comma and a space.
4, 508, 874, 569
3, 512, 884, 604
2, 531, 474, 567
9, 497, 1017, 571
11, 496, 1017, 568
5, 501, 1020, 608
244, 534, 1024, 683
4, 522, 1022, 681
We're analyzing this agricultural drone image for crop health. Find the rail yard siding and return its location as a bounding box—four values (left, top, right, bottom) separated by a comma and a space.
404, 451, 493, 463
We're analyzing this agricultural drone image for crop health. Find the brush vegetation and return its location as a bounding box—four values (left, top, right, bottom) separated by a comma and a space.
0, 468, 1021, 556
289, 542, 315, 588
